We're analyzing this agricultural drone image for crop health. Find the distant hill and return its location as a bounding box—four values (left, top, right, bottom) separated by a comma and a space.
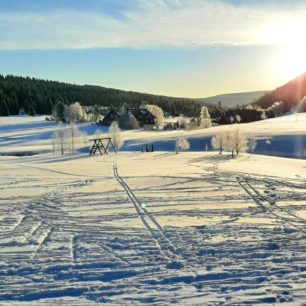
197, 91, 268, 108
253, 73, 306, 111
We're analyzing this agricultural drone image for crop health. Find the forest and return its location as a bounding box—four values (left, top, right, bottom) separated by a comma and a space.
0, 75, 203, 117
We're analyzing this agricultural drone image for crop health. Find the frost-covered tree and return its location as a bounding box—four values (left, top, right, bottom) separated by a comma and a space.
64, 102, 85, 123
175, 137, 190, 153
225, 132, 235, 158
52, 123, 67, 155
225, 128, 248, 158
248, 137, 257, 155
211, 132, 227, 154
233, 128, 248, 156
267, 101, 285, 117
109, 121, 124, 150
145, 104, 164, 126
200, 106, 212, 128
66, 123, 82, 155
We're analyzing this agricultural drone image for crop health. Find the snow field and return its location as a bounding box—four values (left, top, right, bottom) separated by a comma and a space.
1, 152, 306, 304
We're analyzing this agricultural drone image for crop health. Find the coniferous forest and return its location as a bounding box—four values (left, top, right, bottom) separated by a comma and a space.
0, 75, 202, 117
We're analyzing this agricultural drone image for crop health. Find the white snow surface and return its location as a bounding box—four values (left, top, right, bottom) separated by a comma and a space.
1, 115, 306, 304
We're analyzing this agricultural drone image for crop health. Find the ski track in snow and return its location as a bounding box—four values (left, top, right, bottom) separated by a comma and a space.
0, 162, 306, 305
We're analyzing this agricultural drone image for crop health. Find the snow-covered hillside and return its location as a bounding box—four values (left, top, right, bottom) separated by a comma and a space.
2, 114, 306, 159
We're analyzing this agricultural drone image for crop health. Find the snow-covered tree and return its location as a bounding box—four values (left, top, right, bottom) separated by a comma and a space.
52, 123, 68, 155
109, 121, 124, 150
211, 132, 227, 155
200, 106, 212, 128
225, 132, 235, 158
175, 137, 190, 153
66, 123, 82, 155
248, 137, 257, 155
233, 128, 248, 156
145, 104, 164, 126
64, 102, 85, 123
267, 101, 285, 117
225, 128, 248, 158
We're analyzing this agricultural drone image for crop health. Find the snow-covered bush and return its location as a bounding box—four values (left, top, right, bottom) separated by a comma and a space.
109, 121, 124, 150
145, 104, 164, 126
175, 137, 190, 153
200, 106, 212, 128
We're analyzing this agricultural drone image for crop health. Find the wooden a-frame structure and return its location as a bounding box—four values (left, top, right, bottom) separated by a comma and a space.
89, 137, 117, 155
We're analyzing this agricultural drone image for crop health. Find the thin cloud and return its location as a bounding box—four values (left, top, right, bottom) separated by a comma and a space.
1, 0, 306, 49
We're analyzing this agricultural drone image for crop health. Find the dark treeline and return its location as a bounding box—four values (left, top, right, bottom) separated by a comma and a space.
0, 74, 204, 117
254, 72, 306, 112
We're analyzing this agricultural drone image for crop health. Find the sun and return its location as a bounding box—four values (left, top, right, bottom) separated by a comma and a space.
279, 44, 306, 81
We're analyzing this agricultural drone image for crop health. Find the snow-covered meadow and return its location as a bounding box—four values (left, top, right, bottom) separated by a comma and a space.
1, 115, 306, 305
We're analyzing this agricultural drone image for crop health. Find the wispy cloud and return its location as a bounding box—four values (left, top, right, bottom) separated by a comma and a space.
1, 0, 306, 49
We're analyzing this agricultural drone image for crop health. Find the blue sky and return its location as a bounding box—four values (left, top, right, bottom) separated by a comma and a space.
1, 0, 306, 97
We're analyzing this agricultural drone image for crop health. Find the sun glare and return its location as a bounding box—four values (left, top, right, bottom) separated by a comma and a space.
279, 44, 306, 80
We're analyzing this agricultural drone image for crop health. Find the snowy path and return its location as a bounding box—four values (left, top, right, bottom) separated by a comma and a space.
1, 154, 306, 304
